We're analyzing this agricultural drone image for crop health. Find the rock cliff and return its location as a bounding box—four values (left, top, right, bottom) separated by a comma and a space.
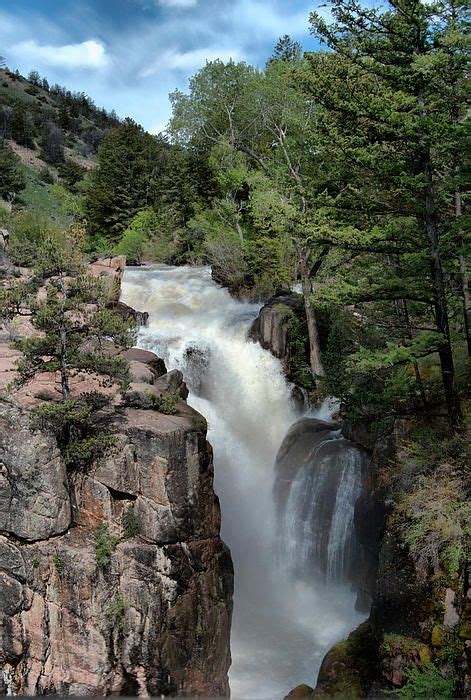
0, 258, 233, 697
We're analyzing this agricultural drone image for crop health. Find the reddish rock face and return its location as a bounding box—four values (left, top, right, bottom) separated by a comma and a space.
0, 363, 233, 696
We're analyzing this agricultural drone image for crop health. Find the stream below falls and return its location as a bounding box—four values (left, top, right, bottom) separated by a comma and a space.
121, 264, 366, 699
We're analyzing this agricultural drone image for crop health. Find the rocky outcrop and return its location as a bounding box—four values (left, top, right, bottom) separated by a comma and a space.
308, 417, 469, 698
249, 293, 300, 361
0, 347, 233, 696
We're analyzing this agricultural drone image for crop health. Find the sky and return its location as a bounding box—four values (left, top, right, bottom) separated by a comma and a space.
0, 0, 320, 133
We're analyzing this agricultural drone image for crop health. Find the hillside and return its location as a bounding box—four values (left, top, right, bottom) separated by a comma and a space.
0, 67, 121, 225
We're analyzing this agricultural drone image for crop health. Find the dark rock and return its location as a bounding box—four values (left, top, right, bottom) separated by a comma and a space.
120, 347, 167, 376
285, 683, 315, 698
152, 368, 189, 399
112, 300, 149, 327
313, 622, 378, 697
250, 293, 300, 360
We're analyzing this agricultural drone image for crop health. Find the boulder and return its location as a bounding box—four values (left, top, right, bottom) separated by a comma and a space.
249, 293, 300, 360
112, 300, 149, 327
121, 347, 166, 376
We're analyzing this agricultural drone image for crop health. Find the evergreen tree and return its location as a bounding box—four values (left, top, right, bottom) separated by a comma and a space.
0, 141, 26, 201
84, 118, 162, 245
2, 226, 136, 467
307, 0, 466, 426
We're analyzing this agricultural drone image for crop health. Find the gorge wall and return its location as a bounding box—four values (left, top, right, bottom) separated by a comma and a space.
0, 259, 233, 697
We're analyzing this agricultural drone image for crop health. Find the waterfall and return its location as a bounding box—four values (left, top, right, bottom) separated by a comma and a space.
121, 265, 366, 699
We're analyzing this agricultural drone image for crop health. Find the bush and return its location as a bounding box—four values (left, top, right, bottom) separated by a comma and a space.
396, 432, 470, 582
39, 166, 55, 184
122, 506, 140, 538
95, 524, 120, 568
113, 209, 158, 264
396, 663, 457, 698
30, 393, 116, 469
123, 390, 179, 414
105, 592, 126, 633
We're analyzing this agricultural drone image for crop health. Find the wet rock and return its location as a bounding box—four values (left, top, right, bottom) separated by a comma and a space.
250, 293, 300, 360
112, 300, 149, 327
152, 368, 189, 399
313, 622, 378, 697
285, 683, 315, 698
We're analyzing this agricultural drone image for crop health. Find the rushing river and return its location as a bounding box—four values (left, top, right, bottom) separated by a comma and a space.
121, 265, 365, 699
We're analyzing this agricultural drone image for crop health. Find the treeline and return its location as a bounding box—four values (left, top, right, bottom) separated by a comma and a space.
1, 0, 468, 429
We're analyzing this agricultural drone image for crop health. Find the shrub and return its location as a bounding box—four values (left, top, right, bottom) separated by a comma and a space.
31, 394, 116, 469
122, 506, 140, 538
113, 209, 158, 264
396, 663, 457, 698
39, 166, 55, 184
123, 390, 179, 415
105, 592, 126, 633
95, 524, 120, 568
53, 555, 63, 574
396, 433, 470, 582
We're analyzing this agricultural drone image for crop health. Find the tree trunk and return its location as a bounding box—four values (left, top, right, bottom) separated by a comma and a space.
298, 248, 325, 391
423, 160, 462, 427
455, 189, 471, 355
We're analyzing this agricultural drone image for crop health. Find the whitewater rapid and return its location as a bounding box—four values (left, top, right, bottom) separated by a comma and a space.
121, 264, 365, 699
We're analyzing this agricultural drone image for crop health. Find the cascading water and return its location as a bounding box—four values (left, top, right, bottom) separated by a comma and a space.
121, 264, 366, 699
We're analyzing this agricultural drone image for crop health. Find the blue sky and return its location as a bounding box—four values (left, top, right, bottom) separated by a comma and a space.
1, 0, 320, 133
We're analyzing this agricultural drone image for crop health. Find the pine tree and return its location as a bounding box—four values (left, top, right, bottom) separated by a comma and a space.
0, 141, 26, 201
84, 118, 162, 245
3, 226, 137, 467
307, 0, 466, 426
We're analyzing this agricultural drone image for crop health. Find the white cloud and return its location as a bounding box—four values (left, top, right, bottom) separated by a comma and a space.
13, 39, 108, 69
158, 0, 198, 7
141, 46, 245, 77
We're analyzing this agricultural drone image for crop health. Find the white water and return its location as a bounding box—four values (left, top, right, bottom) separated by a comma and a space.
121, 265, 365, 699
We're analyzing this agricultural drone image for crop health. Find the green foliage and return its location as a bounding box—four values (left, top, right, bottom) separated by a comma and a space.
53, 555, 63, 575
30, 393, 116, 469
122, 506, 140, 538
123, 389, 179, 415
95, 524, 120, 568
396, 431, 470, 582
39, 166, 55, 184
85, 119, 162, 245
0, 142, 26, 200
113, 209, 158, 264
396, 663, 457, 699
57, 160, 87, 193
105, 592, 126, 633
32, 558, 40, 568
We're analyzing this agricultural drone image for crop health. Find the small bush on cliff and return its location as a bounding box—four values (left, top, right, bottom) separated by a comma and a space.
105, 592, 127, 633
396, 662, 457, 698
122, 506, 140, 538
95, 524, 120, 568
31, 392, 116, 468
395, 429, 470, 582
4, 226, 137, 468
123, 389, 179, 415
